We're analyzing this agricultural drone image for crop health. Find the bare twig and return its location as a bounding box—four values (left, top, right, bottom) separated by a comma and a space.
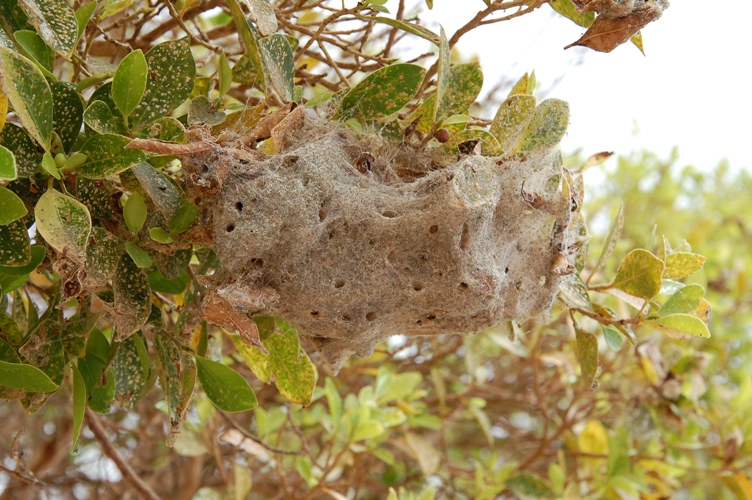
85, 409, 162, 500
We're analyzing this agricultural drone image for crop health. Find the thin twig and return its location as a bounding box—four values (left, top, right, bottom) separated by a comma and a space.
85, 409, 161, 500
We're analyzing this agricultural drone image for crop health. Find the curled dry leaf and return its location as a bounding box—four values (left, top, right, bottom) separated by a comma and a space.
201, 288, 272, 350
565, 1, 668, 53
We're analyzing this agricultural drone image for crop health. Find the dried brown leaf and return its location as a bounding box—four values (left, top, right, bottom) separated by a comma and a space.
564, 2, 665, 52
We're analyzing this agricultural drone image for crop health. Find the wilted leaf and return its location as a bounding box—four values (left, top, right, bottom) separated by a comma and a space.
0, 186, 27, 225
648, 313, 711, 340
258, 34, 294, 103
196, 355, 258, 412
130, 38, 196, 127
355, 15, 439, 45
564, 3, 665, 53
154, 333, 193, 444
611, 248, 664, 300
658, 283, 704, 317
0, 360, 58, 392
232, 334, 271, 383
437, 62, 483, 122
575, 323, 598, 389
51, 82, 84, 153
0, 46, 53, 150
71, 363, 86, 452
113, 332, 149, 409
590, 203, 623, 283
489, 94, 536, 150
0, 313, 24, 346
513, 98, 569, 154
0, 219, 31, 268
265, 320, 317, 405
188, 95, 227, 126
76, 133, 145, 178
84, 100, 125, 135
665, 252, 706, 280
34, 188, 91, 264
112, 49, 148, 122
337, 64, 425, 121
558, 273, 592, 309
149, 117, 186, 143
113, 255, 151, 341
18, 0, 78, 55
549, 0, 594, 27
241, 0, 277, 36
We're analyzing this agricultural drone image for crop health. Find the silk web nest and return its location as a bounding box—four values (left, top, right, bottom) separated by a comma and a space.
182, 106, 579, 371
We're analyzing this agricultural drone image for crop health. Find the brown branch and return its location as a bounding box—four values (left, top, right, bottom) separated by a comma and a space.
85, 409, 162, 500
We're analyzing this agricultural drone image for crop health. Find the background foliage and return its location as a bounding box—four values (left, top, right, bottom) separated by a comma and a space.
0, 0, 746, 498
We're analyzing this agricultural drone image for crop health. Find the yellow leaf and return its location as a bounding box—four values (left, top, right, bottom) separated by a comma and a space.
578, 420, 608, 455
0, 91, 7, 131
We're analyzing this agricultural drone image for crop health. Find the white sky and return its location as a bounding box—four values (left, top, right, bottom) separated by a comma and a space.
392, 0, 752, 171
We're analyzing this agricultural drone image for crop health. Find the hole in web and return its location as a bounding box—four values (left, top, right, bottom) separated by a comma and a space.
226, 224, 236, 233
334, 279, 346, 288
429, 224, 438, 234
235, 201, 243, 212
381, 210, 398, 218
413, 282, 424, 292
250, 258, 264, 268
459, 282, 469, 290
366, 312, 376, 321
342, 314, 352, 322
310, 311, 319, 317
459, 222, 471, 250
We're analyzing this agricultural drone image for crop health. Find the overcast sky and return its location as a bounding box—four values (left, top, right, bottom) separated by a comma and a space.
394, 0, 751, 171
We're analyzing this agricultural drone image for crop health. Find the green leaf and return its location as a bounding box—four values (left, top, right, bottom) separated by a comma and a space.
218, 53, 232, 98
489, 94, 536, 150
664, 252, 706, 280
549, 0, 594, 28
240, 0, 277, 36
0, 314, 24, 346
305, 91, 333, 107
77, 177, 114, 221
575, 324, 598, 389
508, 72, 532, 97
18, 0, 77, 55
113, 254, 152, 341
89, 370, 115, 413
148, 268, 188, 294
40, 151, 60, 179
0, 124, 42, 177
151, 246, 191, 280
433, 25, 450, 125
14, 30, 55, 79
658, 283, 704, 316
436, 62, 483, 122
0, 245, 44, 276
113, 332, 149, 409
196, 355, 258, 412
354, 15, 439, 45
77, 328, 109, 392
0, 360, 58, 392
187, 95, 227, 126
83, 100, 124, 136
130, 38, 196, 127
76, 133, 145, 179
51, 82, 84, 153
506, 473, 556, 500
590, 203, 623, 283
603, 327, 623, 352
0, 219, 31, 267
648, 313, 711, 340
98, 0, 133, 20
513, 98, 570, 154
337, 63, 426, 121
0, 186, 27, 225
34, 188, 91, 263
611, 249, 664, 300
0, 46, 53, 150
149, 227, 173, 244
258, 34, 294, 103
265, 320, 317, 405
125, 241, 152, 268
71, 362, 86, 452
169, 201, 198, 234
74, 1, 97, 45
112, 49, 148, 121
123, 191, 147, 234
0, 144, 17, 180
